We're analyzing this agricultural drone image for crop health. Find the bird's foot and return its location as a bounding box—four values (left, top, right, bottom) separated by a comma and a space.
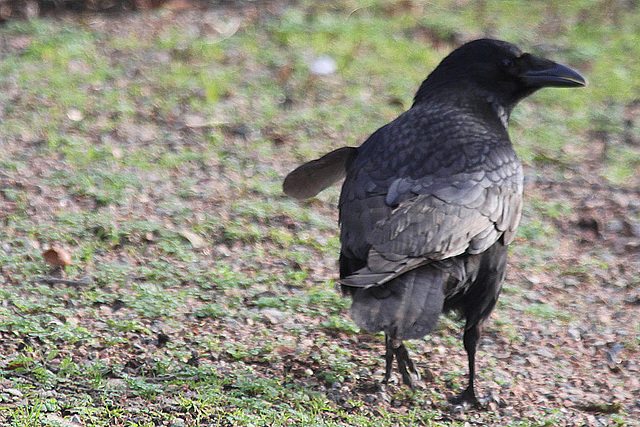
449, 387, 478, 410
396, 343, 420, 388
450, 387, 499, 411
383, 339, 420, 389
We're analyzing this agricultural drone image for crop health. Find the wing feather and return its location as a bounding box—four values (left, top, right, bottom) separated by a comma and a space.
341, 161, 523, 287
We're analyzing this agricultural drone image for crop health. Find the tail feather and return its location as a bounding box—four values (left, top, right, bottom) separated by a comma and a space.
339, 249, 429, 288
283, 147, 357, 199
349, 265, 446, 340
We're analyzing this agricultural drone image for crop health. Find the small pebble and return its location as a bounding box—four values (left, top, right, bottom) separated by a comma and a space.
310, 55, 337, 75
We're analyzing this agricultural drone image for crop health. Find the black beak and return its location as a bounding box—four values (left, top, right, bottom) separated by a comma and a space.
520, 56, 587, 88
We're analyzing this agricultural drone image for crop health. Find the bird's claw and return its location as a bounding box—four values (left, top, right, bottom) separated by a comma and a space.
450, 388, 499, 412
384, 338, 421, 389
396, 345, 420, 388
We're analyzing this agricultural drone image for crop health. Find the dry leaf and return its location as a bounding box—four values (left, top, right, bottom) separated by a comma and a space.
179, 229, 207, 249
275, 345, 296, 356
67, 108, 84, 122
42, 246, 72, 267
184, 114, 209, 128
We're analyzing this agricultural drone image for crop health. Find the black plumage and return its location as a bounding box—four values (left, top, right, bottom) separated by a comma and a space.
283, 39, 585, 405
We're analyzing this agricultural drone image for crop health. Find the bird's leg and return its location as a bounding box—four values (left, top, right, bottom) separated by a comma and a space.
395, 341, 420, 387
384, 334, 395, 383
383, 334, 420, 388
451, 323, 495, 407
460, 323, 480, 405
449, 323, 480, 406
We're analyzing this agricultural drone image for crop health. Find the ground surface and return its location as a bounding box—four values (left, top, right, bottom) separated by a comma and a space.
0, 1, 639, 426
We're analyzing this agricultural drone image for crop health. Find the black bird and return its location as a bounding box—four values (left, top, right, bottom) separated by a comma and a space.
283, 39, 585, 405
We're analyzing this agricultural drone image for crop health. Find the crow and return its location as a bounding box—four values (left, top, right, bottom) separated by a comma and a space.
283, 39, 585, 405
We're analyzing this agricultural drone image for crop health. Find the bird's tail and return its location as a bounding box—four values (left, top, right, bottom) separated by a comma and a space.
349, 265, 447, 340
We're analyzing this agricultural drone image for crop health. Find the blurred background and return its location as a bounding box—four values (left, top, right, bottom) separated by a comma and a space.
0, 1, 638, 425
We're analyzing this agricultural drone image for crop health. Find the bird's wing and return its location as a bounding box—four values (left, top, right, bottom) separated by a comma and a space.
340, 150, 523, 288
283, 147, 357, 199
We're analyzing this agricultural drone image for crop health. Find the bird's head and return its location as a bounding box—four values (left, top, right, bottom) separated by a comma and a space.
414, 39, 586, 114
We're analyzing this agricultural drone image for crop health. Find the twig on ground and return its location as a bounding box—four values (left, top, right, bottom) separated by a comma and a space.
30, 277, 93, 286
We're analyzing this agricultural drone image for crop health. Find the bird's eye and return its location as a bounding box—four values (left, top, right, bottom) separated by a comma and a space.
501, 58, 514, 69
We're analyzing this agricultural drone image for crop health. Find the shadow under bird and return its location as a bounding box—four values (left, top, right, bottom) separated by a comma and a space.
283, 39, 586, 406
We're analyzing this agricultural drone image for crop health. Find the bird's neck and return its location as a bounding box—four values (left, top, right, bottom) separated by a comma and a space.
413, 85, 513, 132
483, 91, 511, 130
